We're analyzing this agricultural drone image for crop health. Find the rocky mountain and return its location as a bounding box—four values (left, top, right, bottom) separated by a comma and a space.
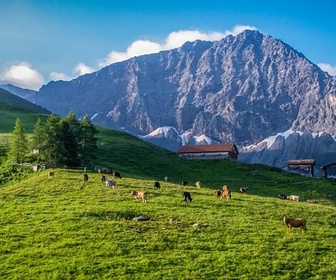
13, 30, 336, 168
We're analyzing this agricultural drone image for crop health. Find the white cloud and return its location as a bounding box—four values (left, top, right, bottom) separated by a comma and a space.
0, 62, 45, 90
49, 63, 95, 82
99, 40, 162, 68
49, 72, 71, 81
318, 63, 336, 76
99, 24, 258, 67
74, 62, 95, 76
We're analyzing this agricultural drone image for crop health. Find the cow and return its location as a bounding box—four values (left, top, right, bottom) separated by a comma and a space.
283, 216, 307, 233
215, 189, 222, 197
105, 179, 116, 189
288, 195, 300, 202
220, 185, 231, 199
182, 181, 188, 186
100, 175, 107, 183
307, 199, 318, 204
83, 173, 89, 183
164, 176, 168, 182
195, 181, 201, 188
182, 191, 192, 202
239, 187, 248, 194
278, 194, 287, 200
114, 171, 122, 179
131, 190, 147, 203
154, 181, 161, 189
48, 171, 55, 179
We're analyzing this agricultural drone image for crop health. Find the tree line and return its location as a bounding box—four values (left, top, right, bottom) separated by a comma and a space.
6, 112, 98, 168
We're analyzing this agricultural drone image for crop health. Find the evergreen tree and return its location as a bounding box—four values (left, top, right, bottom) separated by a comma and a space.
43, 114, 63, 167
59, 118, 79, 166
7, 118, 28, 164
79, 116, 98, 166
31, 118, 46, 163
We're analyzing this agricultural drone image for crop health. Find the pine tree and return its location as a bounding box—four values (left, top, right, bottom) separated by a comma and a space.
31, 118, 46, 163
7, 118, 28, 164
59, 118, 79, 166
79, 116, 98, 166
43, 114, 63, 167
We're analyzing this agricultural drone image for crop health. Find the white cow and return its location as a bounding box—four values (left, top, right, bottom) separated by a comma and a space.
105, 179, 116, 189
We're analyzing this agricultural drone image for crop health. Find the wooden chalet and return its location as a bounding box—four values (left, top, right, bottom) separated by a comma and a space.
287, 159, 315, 177
321, 162, 336, 179
177, 143, 239, 160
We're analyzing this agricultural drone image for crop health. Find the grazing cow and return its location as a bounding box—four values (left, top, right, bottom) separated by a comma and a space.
114, 171, 122, 179
195, 181, 201, 188
48, 171, 55, 179
182, 181, 188, 186
288, 195, 300, 202
307, 199, 318, 204
131, 190, 147, 203
215, 189, 222, 197
283, 216, 307, 233
154, 181, 161, 189
83, 173, 89, 183
100, 175, 107, 183
98, 167, 112, 174
220, 185, 231, 199
182, 191, 192, 202
278, 194, 287, 200
164, 176, 168, 182
105, 179, 116, 189
239, 187, 248, 194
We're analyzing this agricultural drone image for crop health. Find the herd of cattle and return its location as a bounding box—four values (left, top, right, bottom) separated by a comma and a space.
46, 169, 314, 232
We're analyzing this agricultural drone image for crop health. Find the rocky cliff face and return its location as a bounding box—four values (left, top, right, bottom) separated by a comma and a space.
29, 30, 336, 168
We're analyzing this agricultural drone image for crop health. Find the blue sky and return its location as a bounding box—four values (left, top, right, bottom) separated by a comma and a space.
0, 0, 335, 90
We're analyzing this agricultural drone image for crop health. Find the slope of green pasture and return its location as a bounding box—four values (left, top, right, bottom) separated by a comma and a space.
95, 127, 336, 205
0, 88, 50, 115
0, 102, 49, 133
0, 169, 335, 279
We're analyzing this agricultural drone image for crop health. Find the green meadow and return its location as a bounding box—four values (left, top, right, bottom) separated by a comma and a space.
0, 105, 335, 279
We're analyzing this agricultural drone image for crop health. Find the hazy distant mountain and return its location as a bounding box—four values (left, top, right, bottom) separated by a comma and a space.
13, 30, 336, 168
0, 84, 37, 100
0, 88, 50, 114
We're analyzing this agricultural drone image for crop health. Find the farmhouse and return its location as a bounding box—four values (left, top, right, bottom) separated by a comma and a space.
287, 159, 315, 177
321, 162, 336, 179
177, 143, 239, 160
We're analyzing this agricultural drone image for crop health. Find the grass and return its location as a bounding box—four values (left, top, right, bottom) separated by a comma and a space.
0, 168, 335, 279
0, 107, 336, 279
0, 102, 49, 133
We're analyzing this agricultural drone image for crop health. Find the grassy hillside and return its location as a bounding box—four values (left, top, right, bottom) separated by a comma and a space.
0, 106, 336, 278
95, 127, 336, 205
0, 168, 335, 279
0, 102, 49, 133
0, 88, 50, 115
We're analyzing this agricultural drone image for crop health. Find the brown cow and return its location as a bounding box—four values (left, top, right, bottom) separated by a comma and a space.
131, 190, 147, 203
48, 171, 55, 179
283, 216, 307, 233
220, 185, 231, 199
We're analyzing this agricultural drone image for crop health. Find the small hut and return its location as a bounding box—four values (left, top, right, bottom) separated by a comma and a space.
287, 159, 315, 177
321, 162, 336, 179
177, 143, 239, 160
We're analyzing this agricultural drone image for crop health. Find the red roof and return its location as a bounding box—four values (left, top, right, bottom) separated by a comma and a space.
287, 159, 315, 165
177, 144, 238, 154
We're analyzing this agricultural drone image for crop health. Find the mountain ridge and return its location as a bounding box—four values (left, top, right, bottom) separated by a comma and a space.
4, 30, 336, 168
